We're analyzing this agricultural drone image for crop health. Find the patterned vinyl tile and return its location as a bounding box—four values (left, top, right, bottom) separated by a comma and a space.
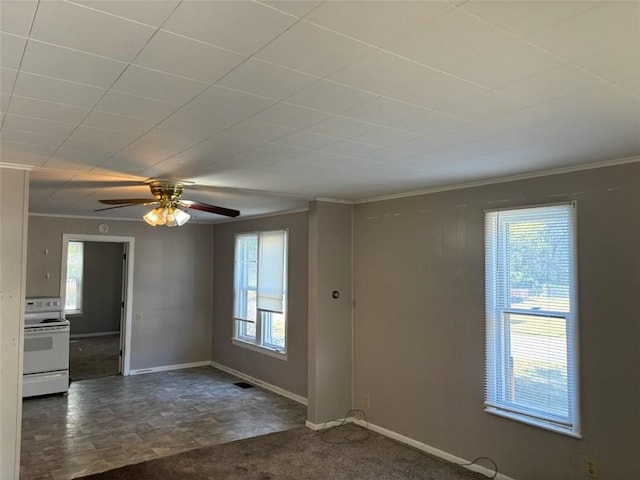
20, 367, 306, 479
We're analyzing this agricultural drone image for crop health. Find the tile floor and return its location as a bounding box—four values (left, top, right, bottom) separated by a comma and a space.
20, 366, 307, 480
69, 335, 120, 381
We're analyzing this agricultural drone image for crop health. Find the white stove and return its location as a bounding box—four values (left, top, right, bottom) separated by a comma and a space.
23, 297, 70, 397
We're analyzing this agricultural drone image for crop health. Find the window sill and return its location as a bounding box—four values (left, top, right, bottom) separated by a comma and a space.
485, 407, 581, 439
232, 338, 287, 361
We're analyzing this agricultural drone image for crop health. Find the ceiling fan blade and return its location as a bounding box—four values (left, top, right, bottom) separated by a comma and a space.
98, 198, 156, 205
180, 200, 240, 218
94, 202, 158, 212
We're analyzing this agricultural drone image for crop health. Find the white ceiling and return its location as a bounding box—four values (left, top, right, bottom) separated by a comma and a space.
1, 0, 638, 222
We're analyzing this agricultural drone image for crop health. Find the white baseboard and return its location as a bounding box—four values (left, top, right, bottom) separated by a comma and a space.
129, 361, 210, 376
350, 418, 516, 480
210, 361, 307, 406
305, 419, 347, 431
70, 331, 119, 339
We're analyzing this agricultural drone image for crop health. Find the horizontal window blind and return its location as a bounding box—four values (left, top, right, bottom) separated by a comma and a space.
257, 230, 287, 314
485, 203, 578, 435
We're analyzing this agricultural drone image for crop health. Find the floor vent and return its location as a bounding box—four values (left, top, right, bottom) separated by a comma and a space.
233, 381, 254, 389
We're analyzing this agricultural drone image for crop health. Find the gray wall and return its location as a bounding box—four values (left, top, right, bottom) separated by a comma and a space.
353, 163, 639, 480
67, 241, 123, 336
211, 211, 308, 398
0, 168, 29, 480
307, 201, 353, 424
26, 216, 213, 370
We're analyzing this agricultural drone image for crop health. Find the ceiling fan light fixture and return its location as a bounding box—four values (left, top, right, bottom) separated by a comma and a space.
143, 208, 161, 226
143, 204, 190, 227
173, 208, 191, 226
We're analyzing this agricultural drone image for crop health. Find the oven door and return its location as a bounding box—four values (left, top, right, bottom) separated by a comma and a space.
24, 325, 70, 374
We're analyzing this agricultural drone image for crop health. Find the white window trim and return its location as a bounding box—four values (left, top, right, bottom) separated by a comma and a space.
484, 202, 580, 438
232, 230, 288, 358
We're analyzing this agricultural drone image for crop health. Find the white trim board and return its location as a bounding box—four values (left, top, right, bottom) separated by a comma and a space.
349, 418, 516, 480
305, 419, 348, 431
210, 361, 307, 406
129, 361, 210, 376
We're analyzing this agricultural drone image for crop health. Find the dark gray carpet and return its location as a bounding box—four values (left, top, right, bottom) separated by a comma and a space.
80, 424, 491, 480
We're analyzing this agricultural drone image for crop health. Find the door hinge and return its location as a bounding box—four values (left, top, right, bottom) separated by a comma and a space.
121, 301, 125, 308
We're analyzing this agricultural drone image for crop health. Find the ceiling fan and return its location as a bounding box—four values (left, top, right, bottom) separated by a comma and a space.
96, 180, 240, 227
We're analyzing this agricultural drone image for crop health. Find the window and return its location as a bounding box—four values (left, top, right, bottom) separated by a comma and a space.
485, 203, 579, 436
65, 241, 84, 313
233, 230, 287, 356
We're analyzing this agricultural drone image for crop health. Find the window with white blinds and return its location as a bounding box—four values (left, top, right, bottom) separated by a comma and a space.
233, 230, 287, 355
485, 203, 579, 436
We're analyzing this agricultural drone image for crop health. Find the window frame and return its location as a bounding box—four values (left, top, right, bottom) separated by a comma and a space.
484, 202, 580, 437
64, 240, 84, 314
232, 230, 288, 359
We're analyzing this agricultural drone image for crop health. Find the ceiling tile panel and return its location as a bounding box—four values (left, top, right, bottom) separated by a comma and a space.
29, 0, 156, 62
188, 85, 275, 117
360, 147, 417, 164
435, 91, 530, 122
0, 32, 27, 70
304, 0, 453, 47
305, 116, 378, 139
285, 80, 378, 114
75, 0, 180, 27
81, 110, 157, 134
20, 40, 127, 88
7, 95, 91, 123
386, 9, 513, 70
392, 70, 487, 109
158, 107, 241, 141
575, 42, 640, 97
274, 131, 342, 150
44, 146, 112, 171
526, 2, 640, 62
0, 0, 38, 36
0, 127, 65, 149
263, 1, 323, 19
111, 65, 209, 104
63, 125, 141, 152
444, 39, 564, 89
216, 59, 319, 101
93, 90, 178, 121
162, 0, 298, 55
351, 127, 420, 149
133, 30, 246, 83
498, 65, 605, 104
0, 67, 18, 94
249, 103, 331, 130
389, 110, 467, 136
223, 119, 296, 143
342, 97, 426, 126
2, 112, 77, 138
320, 140, 379, 157
255, 21, 377, 77
12, 71, 106, 107
1, 141, 55, 166
460, 1, 601, 38
0, 92, 10, 112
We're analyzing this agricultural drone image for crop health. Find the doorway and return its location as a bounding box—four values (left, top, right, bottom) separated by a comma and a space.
61, 234, 134, 378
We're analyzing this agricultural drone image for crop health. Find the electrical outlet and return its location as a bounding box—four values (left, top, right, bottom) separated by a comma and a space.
364, 395, 370, 409
585, 459, 596, 478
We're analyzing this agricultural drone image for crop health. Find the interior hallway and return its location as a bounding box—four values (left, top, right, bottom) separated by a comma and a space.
20, 366, 306, 480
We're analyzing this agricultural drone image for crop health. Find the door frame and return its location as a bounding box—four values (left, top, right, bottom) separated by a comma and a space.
60, 234, 135, 376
